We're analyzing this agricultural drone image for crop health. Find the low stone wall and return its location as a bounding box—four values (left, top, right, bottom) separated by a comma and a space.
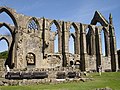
0, 67, 91, 86
9, 67, 80, 79
0, 77, 93, 86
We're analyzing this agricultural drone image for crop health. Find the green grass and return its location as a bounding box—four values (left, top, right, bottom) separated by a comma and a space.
0, 72, 120, 90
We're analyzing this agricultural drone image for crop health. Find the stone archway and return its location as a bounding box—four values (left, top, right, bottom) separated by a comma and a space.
0, 39, 9, 71
49, 20, 61, 53
0, 7, 18, 28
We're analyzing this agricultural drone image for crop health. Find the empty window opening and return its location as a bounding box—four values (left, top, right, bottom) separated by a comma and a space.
69, 25, 75, 54
0, 12, 14, 25
26, 53, 36, 66
0, 26, 11, 36
96, 22, 101, 26
0, 26, 11, 52
54, 34, 58, 53
50, 23, 58, 53
50, 23, 57, 32
101, 30, 106, 56
0, 39, 8, 53
69, 36, 74, 54
86, 28, 90, 54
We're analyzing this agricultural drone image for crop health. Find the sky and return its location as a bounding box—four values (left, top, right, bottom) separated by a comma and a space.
0, 0, 120, 53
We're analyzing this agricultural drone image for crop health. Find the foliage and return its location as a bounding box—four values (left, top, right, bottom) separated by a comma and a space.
0, 72, 120, 90
0, 51, 8, 59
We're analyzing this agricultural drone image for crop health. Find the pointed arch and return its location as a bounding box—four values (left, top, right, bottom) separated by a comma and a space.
69, 23, 76, 54
0, 7, 18, 27
49, 20, 60, 53
0, 37, 9, 48
101, 27, 110, 56
0, 23, 14, 35
0, 24, 13, 58
88, 25, 94, 34
27, 17, 40, 30
91, 11, 108, 27
0, 39, 9, 63
49, 20, 61, 53
68, 22, 79, 54
49, 20, 60, 31
86, 25, 95, 55
103, 27, 109, 36
68, 22, 79, 33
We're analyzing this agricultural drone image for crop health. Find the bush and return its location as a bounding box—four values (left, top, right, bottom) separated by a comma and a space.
0, 51, 8, 59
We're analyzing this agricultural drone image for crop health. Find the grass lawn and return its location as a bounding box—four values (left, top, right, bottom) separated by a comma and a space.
0, 72, 120, 90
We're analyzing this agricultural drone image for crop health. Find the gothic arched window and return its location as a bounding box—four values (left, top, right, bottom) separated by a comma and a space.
27, 18, 39, 30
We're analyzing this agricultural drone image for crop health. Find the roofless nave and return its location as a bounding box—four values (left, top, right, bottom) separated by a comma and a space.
0, 7, 119, 72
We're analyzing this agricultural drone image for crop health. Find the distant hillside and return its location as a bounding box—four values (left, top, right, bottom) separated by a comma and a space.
0, 51, 8, 59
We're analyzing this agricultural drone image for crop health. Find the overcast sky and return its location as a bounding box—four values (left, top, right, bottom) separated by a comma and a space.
0, 0, 120, 52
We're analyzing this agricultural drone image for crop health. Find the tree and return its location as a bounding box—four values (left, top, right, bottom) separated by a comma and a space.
0, 51, 8, 59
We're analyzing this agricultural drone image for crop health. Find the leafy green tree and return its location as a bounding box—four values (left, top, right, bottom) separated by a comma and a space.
0, 51, 8, 59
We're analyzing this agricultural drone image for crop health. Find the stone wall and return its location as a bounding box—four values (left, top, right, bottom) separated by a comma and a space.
0, 59, 5, 71
0, 7, 119, 72
102, 56, 111, 71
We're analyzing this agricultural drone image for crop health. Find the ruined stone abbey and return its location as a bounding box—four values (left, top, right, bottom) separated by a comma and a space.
0, 7, 119, 72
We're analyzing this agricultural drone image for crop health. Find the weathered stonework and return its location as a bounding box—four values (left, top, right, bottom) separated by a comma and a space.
0, 7, 119, 72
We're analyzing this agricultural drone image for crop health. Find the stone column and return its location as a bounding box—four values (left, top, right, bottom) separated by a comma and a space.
77, 30, 80, 54
64, 22, 69, 53
15, 29, 25, 69
109, 24, 118, 71
92, 34, 96, 55
10, 32, 16, 69
58, 29, 62, 53
62, 21, 67, 67
95, 27, 103, 71
50, 40, 54, 53
104, 27, 110, 56
80, 24, 88, 71
76, 30, 80, 54
91, 26, 96, 55
49, 32, 56, 53
42, 18, 50, 56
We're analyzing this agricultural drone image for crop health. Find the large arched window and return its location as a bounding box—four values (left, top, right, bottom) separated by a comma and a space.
68, 23, 78, 54
0, 39, 9, 52
0, 7, 18, 27
69, 24, 76, 54
0, 8, 15, 36
101, 28, 109, 56
101, 30, 106, 56
0, 26, 11, 52
86, 26, 94, 55
0, 26, 11, 36
0, 12, 14, 25
49, 20, 60, 53
27, 17, 39, 30
96, 22, 107, 56
54, 34, 58, 53
86, 28, 89, 54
